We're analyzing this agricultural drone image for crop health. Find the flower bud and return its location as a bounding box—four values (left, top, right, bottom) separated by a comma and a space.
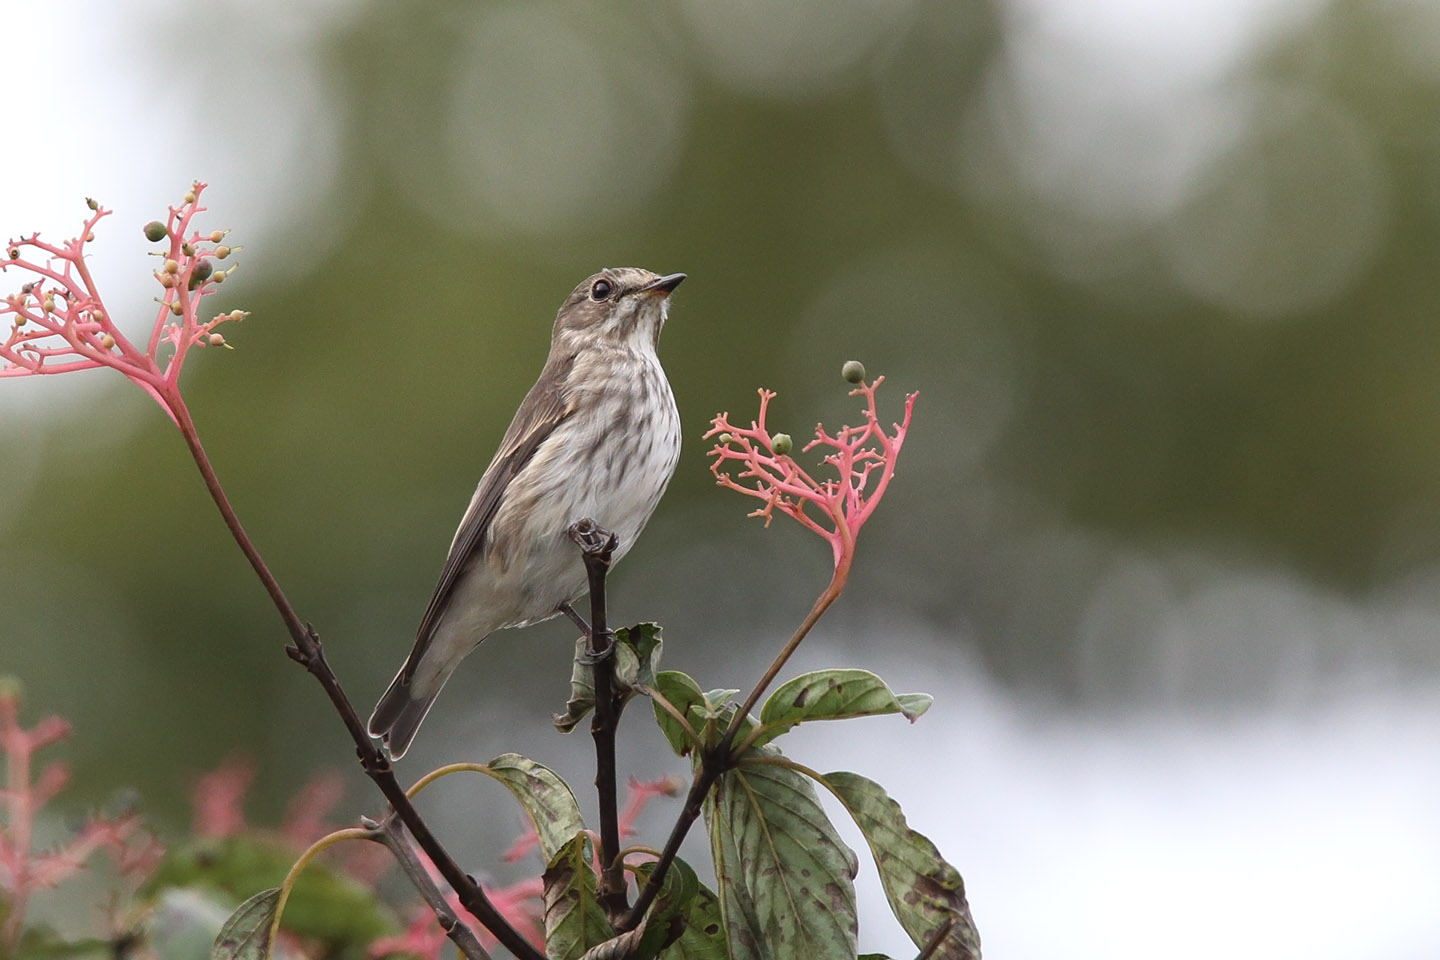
718, 432, 732, 444
183, 190, 196, 204
86, 197, 99, 211
143, 221, 167, 242
215, 245, 230, 259
770, 433, 793, 455
207, 332, 225, 346
169, 300, 184, 316
85, 232, 95, 242
158, 272, 174, 288
188, 259, 213, 290
228, 310, 246, 322
842, 360, 866, 384
100, 333, 115, 349
181, 242, 195, 257
163, 259, 179, 274
212, 270, 225, 283
209, 230, 224, 243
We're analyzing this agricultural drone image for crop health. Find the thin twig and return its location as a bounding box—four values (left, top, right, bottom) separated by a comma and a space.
364, 816, 493, 960
618, 756, 723, 931
568, 519, 629, 921
170, 398, 544, 960
724, 562, 847, 746
621, 563, 847, 930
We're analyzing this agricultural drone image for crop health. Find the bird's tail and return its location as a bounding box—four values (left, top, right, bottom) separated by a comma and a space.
368, 664, 449, 760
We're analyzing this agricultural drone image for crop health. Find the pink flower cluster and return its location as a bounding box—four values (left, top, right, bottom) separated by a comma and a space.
706, 373, 916, 575
0, 685, 162, 951
1, 182, 245, 424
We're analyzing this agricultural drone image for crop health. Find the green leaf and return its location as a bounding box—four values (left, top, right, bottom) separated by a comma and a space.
753, 669, 932, 748
655, 874, 727, 960
143, 837, 394, 944
554, 636, 595, 733
702, 689, 740, 712
820, 771, 980, 960
542, 834, 613, 960
628, 857, 705, 959
210, 887, 280, 960
614, 622, 664, 692
484, 753, 588, 863
554, 623, 664, 733
645, 670, 708, 756
706, 751, 859, 959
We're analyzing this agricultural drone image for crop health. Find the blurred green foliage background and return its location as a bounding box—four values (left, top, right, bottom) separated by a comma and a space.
3, 0, 1440, 953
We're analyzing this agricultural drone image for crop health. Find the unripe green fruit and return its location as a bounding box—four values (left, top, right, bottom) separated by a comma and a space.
143, 221, 167, 242
842, 360, 866, 384
771, 433, 793, 455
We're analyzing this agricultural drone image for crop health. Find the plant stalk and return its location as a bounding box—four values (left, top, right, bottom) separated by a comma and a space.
170, 397, 544, 960
570, 520, 629, 921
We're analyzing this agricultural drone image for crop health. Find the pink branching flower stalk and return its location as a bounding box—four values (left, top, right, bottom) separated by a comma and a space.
0, 683, 162, 952
705, 366, 916, 727
1, 182, 246, 427
706, 369, 915, 588
3, 184, 310, 653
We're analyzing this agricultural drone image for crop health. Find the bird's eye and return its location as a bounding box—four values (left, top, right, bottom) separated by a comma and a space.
590, 279, 613, 301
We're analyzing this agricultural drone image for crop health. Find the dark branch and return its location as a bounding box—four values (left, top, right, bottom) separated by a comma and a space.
620, 741, 730, 930
173, 404, 545, 960
363, 815, 492, 960
567, 518, 628, 921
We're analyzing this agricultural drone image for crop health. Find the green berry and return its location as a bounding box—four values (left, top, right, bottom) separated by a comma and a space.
771, 433, 793, 455
842, 360, 866, 384
143, 221, 167, 242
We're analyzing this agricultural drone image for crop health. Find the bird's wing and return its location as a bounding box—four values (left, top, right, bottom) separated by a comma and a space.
399, 354, 576, 683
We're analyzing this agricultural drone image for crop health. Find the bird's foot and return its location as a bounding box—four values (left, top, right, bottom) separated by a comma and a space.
561, 601, 616, 664
560, 601, 592, 638
567, 518, 619, 559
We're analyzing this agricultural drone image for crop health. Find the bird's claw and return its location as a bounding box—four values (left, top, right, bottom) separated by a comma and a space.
576, 631, 616, 665
568, 518, 619, 557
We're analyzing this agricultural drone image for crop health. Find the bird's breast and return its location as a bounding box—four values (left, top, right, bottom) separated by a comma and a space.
483, 350, 679, 620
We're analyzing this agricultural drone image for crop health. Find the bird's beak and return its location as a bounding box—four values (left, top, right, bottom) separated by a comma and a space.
639, 273, 686, 297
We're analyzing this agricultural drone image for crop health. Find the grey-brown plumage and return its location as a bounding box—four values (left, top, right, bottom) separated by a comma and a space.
368, 268, 684, 758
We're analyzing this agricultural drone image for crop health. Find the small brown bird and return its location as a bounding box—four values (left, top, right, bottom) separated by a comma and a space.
368, 268, 685, 758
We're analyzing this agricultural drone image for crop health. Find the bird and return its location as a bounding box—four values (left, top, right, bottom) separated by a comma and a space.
368, 267, 685, 758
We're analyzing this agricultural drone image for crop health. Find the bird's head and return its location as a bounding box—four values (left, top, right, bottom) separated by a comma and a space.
552, 267, 685, 355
